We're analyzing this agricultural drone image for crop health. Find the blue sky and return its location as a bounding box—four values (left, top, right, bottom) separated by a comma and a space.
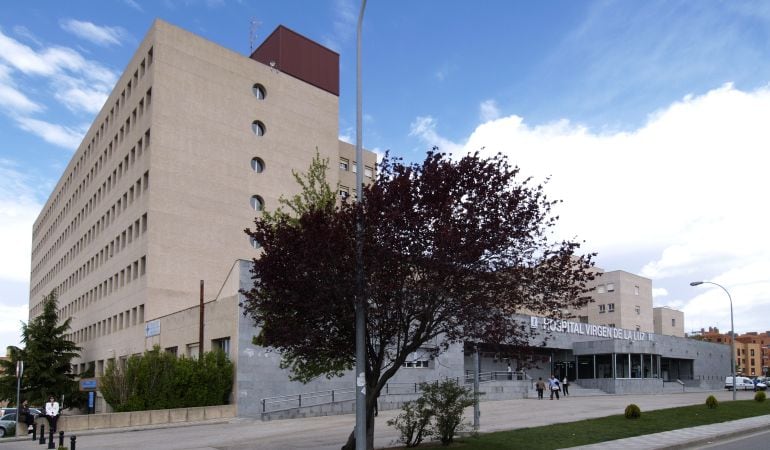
2, 0, 770, 350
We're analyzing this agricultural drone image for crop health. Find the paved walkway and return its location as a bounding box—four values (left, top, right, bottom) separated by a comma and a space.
0, 389, 766, 449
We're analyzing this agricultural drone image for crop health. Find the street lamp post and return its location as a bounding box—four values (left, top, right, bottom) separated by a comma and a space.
690, 280, 736, 401
354, 1, 368, 449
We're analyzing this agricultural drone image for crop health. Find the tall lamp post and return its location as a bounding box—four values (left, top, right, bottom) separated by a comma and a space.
354, 1, 368, 449
690, 280, 736, 401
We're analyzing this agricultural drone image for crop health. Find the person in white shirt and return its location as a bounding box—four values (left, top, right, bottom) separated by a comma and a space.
44, 396, 60, 432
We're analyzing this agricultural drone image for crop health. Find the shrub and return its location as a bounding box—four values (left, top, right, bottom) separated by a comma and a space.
705, 395, 718, 409
421, 380, 476, 446
387, 398, 432, 448
624, 403, 641, 419
101, 346, 234, 412
754, 391, 766, 402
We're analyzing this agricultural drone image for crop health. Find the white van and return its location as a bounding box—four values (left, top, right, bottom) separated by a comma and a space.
725, 376, 758, 391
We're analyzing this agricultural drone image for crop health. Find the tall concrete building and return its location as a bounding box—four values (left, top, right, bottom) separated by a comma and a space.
29, 20, 727, 416
29, 19, 376, 377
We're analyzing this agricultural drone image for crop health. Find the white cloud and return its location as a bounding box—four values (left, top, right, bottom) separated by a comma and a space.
479, 99, 501, 122
0, 64, 42, 114
0, 161, 42, 283
652, 288, 669, 298
122, 0, 145, 12
411, 83, 770, 334
15, 117, 86, 149
60, 19, 129, 47
409, 116, 464, 155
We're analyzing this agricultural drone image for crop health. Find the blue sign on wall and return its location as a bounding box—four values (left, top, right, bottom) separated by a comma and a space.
80, 379, 98, 390
88, 391, 95, 408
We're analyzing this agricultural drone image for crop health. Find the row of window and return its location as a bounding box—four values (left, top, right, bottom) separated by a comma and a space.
339, 158, 374, 178
598, 303, 615, 313
58, 213, 148, 319
31, 169, 150, 299
67, 304, 145, 345
595, 283, 642, 295
33, 122, 152, 277
34, 68, 153, 254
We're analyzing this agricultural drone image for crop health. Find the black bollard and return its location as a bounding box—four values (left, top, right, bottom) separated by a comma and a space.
70, 435, 76, 450
47, 427, 55, 449
39, 424, 45, 445
32, 422, 37, 441
59, 430, 65, 447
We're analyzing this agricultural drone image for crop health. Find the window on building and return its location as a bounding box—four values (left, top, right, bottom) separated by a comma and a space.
339, 158, 349, 171
402, 348, 432, 368
578, 316, 588, 323
608, 323, 616, 328
339, 186, 349, 199
597, 285, 605, 294
212, 337, 231, 359
250, 195, 264, 211
187, 343, 200, 359
364, 166, 374, 178
252, 83, 266, 100
635, 305, 640, 315
751, 349, 755, 356
251, 157, 265, 173
635, 325, 641, 331
634, 285, 640, 295
251, 120, 266, 136
165, 346, 178, 356
671, 318, 676, 327
598, 304, 606, 313
249, 236, 261, 249
607, 283, 615, 292
608, 303, 615, 312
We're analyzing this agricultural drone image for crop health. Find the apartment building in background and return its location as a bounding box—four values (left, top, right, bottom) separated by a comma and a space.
696, 327, 770, 376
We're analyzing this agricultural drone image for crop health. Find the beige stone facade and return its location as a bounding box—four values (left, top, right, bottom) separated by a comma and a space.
28, 19, 375, 376
569, 268, 683, 337
653, 306, 684, 337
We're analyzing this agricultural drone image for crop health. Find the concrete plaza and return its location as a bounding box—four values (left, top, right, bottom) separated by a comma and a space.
0, 389, 764, 449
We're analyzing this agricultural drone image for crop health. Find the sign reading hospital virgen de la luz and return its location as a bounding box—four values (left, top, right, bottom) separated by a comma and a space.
530, 316, 654, 342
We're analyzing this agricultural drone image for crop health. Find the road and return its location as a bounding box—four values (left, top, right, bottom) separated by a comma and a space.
0, 389, 761, 450
692, 429, 770, 450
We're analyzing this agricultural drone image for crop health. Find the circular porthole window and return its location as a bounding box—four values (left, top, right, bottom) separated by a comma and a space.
252, 83, 266, 100
249, 236, 261, 249
250, 195, 264, 211
252, 120, 266, 136
251, 157, 265, 173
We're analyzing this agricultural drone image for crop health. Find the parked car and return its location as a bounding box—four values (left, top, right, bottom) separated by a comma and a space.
0, 413, 17, 438
0, 408, 42, 438
753, 378, 768, 391
725, 376, 761, 391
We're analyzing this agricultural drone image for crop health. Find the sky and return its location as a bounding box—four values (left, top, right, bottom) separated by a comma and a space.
1, 0, 770, 351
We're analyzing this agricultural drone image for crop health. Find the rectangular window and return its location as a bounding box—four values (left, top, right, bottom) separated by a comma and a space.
339, 158, 349, 171
402, 349, 432, 368
607, 283, 615, 292
212, 337, 231, 359
364, 166, 374, 178
165, 346, 178, 356
608, 303, 615, 312
608, 323, 615, 328
598, 304, 606, 313
596, 285, 605, 294
187, 343, 200, 359
671, 318, 676, 327
578, 316, 588, 323
634, 285, 640, 295
338, 186, 349, 199
635, 325, 641, 331
635, 305, 640, 315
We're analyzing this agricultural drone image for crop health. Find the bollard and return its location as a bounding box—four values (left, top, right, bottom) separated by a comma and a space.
70, 435, 77, 450
39, 423, 45, 445
47, 427, 55, 449
59, 430, 65, 447
32, 422, 37, 441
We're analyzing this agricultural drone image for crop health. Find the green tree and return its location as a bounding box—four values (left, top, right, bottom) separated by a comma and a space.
0, 291, 80, 406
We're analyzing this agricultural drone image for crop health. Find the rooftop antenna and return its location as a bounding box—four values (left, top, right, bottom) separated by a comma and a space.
249, 18, 262, 53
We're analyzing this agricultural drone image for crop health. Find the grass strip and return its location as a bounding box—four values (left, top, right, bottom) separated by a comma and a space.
454, 399, 770, 449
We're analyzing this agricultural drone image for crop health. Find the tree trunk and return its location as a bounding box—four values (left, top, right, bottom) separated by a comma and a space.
340, 393, 378, 449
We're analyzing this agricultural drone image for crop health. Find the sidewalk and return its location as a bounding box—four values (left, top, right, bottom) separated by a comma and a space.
0, 389, 765, 449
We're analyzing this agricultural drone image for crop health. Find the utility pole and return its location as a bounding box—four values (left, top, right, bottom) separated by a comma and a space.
354, 1, 368, 449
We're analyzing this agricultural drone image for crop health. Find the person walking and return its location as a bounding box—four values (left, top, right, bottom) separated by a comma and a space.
562, 376, 570, 396
549, 375, 560, 400
44, 395, 60, 432
19, 400, 33, 434
535, 377, 546, 399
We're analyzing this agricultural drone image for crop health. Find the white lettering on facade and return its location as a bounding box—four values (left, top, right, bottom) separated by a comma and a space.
531, 316, 654, 342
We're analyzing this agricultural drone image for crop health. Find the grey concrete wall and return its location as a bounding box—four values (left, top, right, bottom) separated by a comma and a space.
58, 405, 235, 431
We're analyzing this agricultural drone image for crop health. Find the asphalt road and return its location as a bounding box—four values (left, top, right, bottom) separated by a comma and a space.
0, 389, 762, 450
691, 429, 770, 450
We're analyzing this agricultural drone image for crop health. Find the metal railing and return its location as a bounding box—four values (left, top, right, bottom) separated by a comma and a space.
260, 371, 529, 413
